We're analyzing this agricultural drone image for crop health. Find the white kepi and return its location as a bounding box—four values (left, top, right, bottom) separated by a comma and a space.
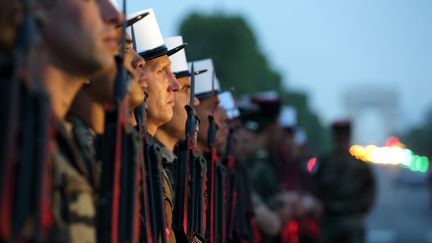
165, 36, 208, 78
108, 0, 120, 10
190, 58, 227, 99
279, 105, 297, 128
127, 9, 186, 60
219, 91, 240, 119
108, 0, 148, 26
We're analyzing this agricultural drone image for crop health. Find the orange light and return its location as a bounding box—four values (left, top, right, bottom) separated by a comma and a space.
349, 137, 429, 173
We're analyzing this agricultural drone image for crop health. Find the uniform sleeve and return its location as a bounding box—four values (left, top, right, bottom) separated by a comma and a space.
161, 169, 176, 243
52, 152, 96, 243
251, 162, 280, 201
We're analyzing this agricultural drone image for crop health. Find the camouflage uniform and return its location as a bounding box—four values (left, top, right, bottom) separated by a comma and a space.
153, 138, 176, 243
67, 114, 100, 190
314, 152, 375, 243
51, 119, 96, 243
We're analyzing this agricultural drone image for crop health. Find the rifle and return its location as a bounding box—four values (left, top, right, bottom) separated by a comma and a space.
0, 0, 28, 238
143, 137, 168, 243
174, 64, 209, 243
129, 18, 169, 242
97, 1, 140, 242
222, 127, 237, 242
134, 103, 168, 243
131, 26, 154, 243
0, 0, 54, 241
204, 70, 220, 243
192, 155, 208, 240
133, 84, 169, 243
215, 162, 226, 243
234, 162, 261, 243
172, 65, 195, 242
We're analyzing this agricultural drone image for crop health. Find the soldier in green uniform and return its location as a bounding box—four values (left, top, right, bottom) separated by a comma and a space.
192, 58, 228, 153
67, 12, 148, 190
192, 58, 230, 243
153, 36, 205, 240
29, 0, 122, 241
241, 92, 302, 242
314, 120, 376, 243
129, 9, 185, 242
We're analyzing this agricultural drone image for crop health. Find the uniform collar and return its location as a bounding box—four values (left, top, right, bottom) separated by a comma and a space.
153, 137, 177, 163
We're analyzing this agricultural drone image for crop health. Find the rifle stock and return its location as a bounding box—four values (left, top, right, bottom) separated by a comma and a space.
134, 105, 154, 243
97, 38, 139, 242
143, 139, 168, 243
0, 0, 54, 240
205, 115, 218, 243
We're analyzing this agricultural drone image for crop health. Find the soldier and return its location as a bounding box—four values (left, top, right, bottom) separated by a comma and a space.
277, 106, 322, 243
67, 9, 149, 196
155, 35, 201, 177
129, 8, 183, 135
241, 92, 303, 242
234, 97, 285, 239
314, 120, 375, 243
192, 58, 230, 243
128, 8, 184, 243
0, 0, 23, 168
0, 1, 43, 241
219, 91, 264, 243
29, 0, 122, 242
153, 35, 207, 240
192, 58, 228, 153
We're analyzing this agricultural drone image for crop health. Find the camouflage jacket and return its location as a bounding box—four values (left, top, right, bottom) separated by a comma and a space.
50, 119, 96, 243
315, 151, 376, 217
66, 113, 100, 191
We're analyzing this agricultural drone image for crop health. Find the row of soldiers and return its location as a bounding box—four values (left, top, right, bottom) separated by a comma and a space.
0, 0, 376, 242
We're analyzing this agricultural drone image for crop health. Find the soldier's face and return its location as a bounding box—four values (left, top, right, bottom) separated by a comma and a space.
233, 126, 256, 161
84, 62, 116, 105
214, 107, 228, 154
0, 0, 21, 52
196, 96, 225, 148
334, 134, 351, 151
83, 32, 145, 106
36, 0, 122, 76
143, 55, 181, 130
124, 37, 146, 110
160, 76, 200, 140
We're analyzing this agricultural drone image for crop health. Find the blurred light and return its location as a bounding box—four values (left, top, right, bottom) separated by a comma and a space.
307, 157, 317, 173
385, 136, 400, 147
349, 137, 429, 174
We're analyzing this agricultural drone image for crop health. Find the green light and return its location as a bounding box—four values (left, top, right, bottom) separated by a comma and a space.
408, 155, 417, 171
419, 156, 429, 173
401, 149, 413, 167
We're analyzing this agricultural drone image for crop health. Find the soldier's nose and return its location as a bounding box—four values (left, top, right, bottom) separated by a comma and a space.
167, 71, 180, 92
101, 0, 124, 26
194, 97, 200, 106
132, 55, 145, 70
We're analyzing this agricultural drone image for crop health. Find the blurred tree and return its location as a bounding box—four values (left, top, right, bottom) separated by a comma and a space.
279, 90, 331, 152
179, 12, 330, 152
179, 13, 281, 94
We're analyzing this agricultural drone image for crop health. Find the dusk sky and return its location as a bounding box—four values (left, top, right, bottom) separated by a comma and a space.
124, 0, 432, 135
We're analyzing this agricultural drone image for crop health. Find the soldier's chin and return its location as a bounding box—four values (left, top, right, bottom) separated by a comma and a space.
129, 97, 144, 110
157, 111, 174, 126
